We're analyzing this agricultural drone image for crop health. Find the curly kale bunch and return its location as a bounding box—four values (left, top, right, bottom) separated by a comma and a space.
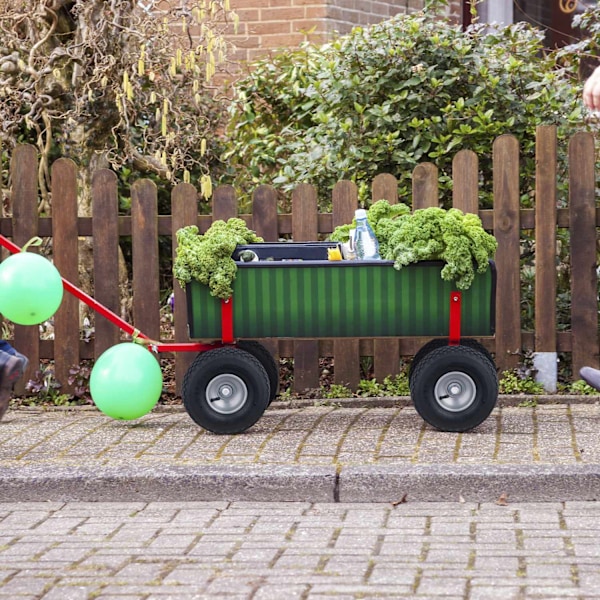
174, 218, 263, 299
330, 200, 497, 290
386, 207, 497, 289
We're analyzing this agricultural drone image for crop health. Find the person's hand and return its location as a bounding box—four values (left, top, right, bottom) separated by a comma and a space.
583, 66, 600, 111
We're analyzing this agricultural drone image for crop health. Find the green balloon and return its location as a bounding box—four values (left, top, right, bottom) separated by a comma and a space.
90, 343, 163, 420
0, 252, 64, 325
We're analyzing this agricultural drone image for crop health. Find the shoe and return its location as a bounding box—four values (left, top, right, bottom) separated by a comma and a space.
13, 351, 29, 372
580, 366, 600, 391
0, 354, 26, 390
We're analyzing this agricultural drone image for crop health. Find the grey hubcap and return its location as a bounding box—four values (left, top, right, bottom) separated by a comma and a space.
206, 374, 248, 414
434, 371, 476, 412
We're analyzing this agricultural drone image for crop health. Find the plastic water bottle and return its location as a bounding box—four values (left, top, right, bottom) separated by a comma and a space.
353, 209, 381, 260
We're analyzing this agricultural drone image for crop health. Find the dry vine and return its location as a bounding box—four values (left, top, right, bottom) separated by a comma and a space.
0, 0, 237, 212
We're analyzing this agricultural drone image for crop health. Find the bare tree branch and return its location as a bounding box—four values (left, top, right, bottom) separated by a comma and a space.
0, 0, 235, 206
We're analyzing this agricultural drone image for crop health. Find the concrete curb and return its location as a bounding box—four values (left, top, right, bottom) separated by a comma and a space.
339, 464, 600, 503
3, 463, 600, 504
0, 465, 337, 503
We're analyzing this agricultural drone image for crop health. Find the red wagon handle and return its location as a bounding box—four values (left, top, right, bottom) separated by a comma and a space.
0, 234, 217, 353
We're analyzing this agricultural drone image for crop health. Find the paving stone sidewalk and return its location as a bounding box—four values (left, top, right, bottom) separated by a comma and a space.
2, 500, 600, 599
1, 399, 600, 503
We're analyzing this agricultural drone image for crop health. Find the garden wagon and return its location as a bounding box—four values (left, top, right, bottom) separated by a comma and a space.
0, 235, 498, 434
181, 242, 498, 435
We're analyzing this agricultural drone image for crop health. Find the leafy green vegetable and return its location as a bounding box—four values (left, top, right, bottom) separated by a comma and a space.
330, 200, 497, 290
173, 219, 263, 299
386, 207, 497, 290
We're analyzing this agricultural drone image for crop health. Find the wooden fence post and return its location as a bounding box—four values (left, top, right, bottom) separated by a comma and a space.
412, 163, 439, 209
332, 180, 359, 389
171, 183, 198, 393
52, 158, 80, 393
569, 132, 598, 375
132, 179, 161, 341
252, 185, 280, 369
452, 150, 479, 215
213, 185, 237, 222
292, 183, 320, 392
11, 145, 39, 393
533, 125, 558, 391
92, 169, 121, 357
252, 185, 279, 241
493, 134, 521, 372
372, 173, 400, 381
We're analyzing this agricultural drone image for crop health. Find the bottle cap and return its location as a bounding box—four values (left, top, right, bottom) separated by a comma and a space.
355, 209, 367, 219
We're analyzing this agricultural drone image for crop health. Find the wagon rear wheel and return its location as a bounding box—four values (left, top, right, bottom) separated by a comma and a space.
182, 347, 270, 434
410, 345, 498, 432
409, 338, 494, 386
237, 340, 279, 404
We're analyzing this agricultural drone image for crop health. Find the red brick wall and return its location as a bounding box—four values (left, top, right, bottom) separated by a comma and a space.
227, 0, 430, 65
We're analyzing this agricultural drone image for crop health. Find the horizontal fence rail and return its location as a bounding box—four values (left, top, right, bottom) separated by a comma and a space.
0, 126, 598, 394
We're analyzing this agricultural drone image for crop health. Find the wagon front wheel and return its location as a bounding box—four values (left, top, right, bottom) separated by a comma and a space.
410, 345, 498, 432
182, 347, 270, 434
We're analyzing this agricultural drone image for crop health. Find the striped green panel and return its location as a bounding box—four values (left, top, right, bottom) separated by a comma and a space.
186, 261, 495, 339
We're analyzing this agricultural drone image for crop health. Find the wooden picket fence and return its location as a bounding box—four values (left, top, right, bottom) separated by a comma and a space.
0, 125, 598, 394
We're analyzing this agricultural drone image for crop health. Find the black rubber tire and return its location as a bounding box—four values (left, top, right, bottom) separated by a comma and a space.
182, 347, 270, 434
409, 339, 448, 385
409, 338, 495, 387
237, 340, 279, 404
410, 344, 498, 432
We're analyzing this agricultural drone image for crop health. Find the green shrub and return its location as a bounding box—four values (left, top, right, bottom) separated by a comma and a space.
223, 10, 585, 209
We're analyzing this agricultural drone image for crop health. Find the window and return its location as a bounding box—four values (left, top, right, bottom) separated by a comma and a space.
476, 0, 513, 26
463, 0, 596, 48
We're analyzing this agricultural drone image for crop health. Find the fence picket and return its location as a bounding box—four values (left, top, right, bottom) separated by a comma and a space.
252, 185, 278, 241
332, 180, 360, 389
452, 150, 478, 215
213, 185, 237, 222
493, 134, 521, 372
171, 183, 198, 392
52, 158, 80, 393
569, 132, 598, 374
534, 126, 557, 355
132, 179, 161, 341
412, 162, 438, 209
11, 145, 39, 393
92, 169, 121, 356
371, 173, 400, 381
292, 183, 320, 392
372, 173, 398, 204
251, 185, 280, 370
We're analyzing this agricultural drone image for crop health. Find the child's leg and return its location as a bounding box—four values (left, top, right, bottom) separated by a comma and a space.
0, 349, 26, 421
0, 340, 16, 355
0, 341, 28, 370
